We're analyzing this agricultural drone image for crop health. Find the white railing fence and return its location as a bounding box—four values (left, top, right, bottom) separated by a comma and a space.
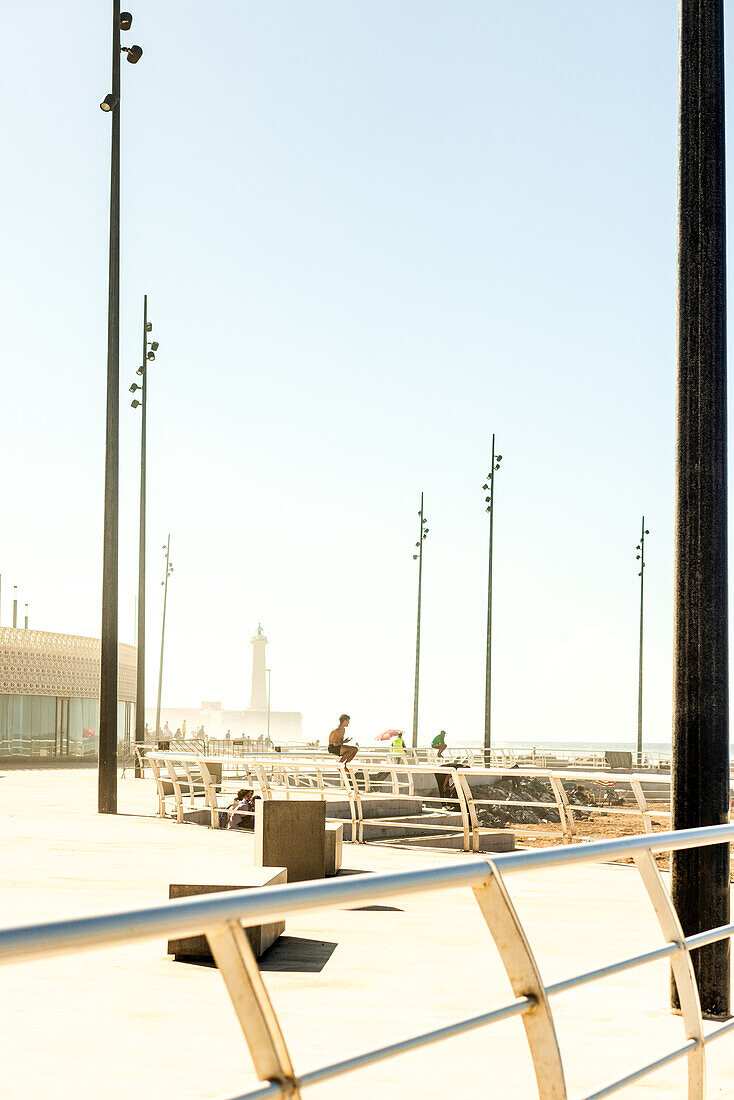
1, 825, 733, 1099
145, 751, 673, 849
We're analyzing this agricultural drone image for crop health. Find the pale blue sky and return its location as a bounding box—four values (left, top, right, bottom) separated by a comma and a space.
1, 1, 724, 745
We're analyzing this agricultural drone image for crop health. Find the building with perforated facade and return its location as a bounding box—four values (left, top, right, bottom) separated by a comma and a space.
0, 627, 136, 760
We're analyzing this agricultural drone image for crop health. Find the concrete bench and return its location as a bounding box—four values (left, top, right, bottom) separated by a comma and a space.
325, 821, 343, 876
255, 799, 326, 883
167, 868, 286, 962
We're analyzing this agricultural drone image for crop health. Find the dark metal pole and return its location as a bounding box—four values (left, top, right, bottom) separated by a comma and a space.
12, 586, 17, 628
24, 604, 28, 630
155, 535, 172, 738
266, 668, 272, 741
484, 435, 496, 756
672, 0, 730, 1019
636, 518, 647, 764
98, 0, 121, 814
411, 493, 425, 748
134, 294, 148, 776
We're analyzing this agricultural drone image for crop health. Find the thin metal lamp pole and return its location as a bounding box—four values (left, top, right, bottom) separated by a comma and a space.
266, 668, 271, 740
154, 536, 173, 740
130, 295, 158, 775
24, 603, 28, 630
97, 5, 143, 813
672, 0, 730, 1019
411, 493, 429, 748
12, 586, 18, 628
483, 436, 502, 759
635, 518, 649, 765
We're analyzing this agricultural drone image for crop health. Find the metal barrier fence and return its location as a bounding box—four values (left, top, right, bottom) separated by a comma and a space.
1, 824, 733, 1098
146, 751, 674, 849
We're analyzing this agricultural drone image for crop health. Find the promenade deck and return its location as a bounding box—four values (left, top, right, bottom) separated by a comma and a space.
2, 768, 733, 1099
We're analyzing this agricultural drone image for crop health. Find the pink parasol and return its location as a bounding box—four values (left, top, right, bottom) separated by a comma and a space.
375, 729, 404, 741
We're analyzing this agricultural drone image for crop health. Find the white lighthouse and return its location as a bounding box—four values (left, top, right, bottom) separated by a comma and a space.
249, 623, 268, 710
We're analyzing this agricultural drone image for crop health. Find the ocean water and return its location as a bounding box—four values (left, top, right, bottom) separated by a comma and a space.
466, 739, 674, 753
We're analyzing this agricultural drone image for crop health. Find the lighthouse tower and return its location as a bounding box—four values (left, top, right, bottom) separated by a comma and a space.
249, 623, 268, 710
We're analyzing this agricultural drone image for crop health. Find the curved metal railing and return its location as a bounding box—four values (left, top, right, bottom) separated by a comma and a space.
145, 751, 673, 849
0, 825, 732, 1099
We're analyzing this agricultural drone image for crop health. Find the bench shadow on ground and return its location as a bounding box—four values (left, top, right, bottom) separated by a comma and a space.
259, 935, 338, 972
174, 936, 339, 973
334, 867, 404, 911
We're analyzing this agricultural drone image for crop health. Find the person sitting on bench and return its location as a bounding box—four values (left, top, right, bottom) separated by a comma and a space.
228, 788, 256, 829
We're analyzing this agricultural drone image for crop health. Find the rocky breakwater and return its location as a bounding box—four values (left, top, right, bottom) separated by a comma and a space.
461, 775, 596, 829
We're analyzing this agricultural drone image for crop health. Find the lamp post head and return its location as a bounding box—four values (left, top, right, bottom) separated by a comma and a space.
131, 399, 141, 408
100, 93, 118, 112
150, 341, 159, 352
124, 44, 143, 64
146, 321, 153, 332
120, 11, 133, 30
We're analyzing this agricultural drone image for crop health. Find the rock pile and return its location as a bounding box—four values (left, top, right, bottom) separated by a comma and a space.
469, 776, 595, 828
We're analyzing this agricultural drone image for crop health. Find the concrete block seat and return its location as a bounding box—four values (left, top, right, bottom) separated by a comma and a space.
383, 829, 515, 853
321, 794, 424, 820
167, 869, 287, 962
255, 799, 326, 883
359, 811, 468, 842
325, 822, 343, 876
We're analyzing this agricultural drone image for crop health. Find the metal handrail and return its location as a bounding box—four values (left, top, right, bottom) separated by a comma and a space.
1, 823, 732, 1100
147, 751, 674, 850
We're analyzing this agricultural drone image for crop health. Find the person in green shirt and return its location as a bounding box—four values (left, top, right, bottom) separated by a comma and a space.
431, 730, 447, 758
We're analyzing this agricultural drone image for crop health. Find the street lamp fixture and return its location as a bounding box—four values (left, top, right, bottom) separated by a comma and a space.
130, 296, 159, 773
411, 493, 428, 747
483, 435, 503, 755
150, 341, 159, 352
636, 518, 650, 765
155, 536, 174, 739
147, 351, 155, 360
98, 2, 144, 814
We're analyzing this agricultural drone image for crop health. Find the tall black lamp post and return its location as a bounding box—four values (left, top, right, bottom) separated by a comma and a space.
672, 0, 730, 1019
483, 436, 502, 758
129, 295, 158, 776
411, 494, 429, 747
635, 518, 649, 764
97, 5, 143, 814
155, 536, 174, 739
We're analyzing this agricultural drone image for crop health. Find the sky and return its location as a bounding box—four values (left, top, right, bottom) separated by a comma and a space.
2, 0, 727, 746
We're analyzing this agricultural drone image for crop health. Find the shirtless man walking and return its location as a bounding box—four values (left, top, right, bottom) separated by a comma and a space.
328, 714, 358, 764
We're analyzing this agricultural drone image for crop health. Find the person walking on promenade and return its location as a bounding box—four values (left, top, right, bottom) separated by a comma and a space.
431, 730, 447, 758
328, 714, 358, 764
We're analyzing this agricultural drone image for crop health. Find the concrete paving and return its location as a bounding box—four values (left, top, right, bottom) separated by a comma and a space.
2, 767, 733, 1099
